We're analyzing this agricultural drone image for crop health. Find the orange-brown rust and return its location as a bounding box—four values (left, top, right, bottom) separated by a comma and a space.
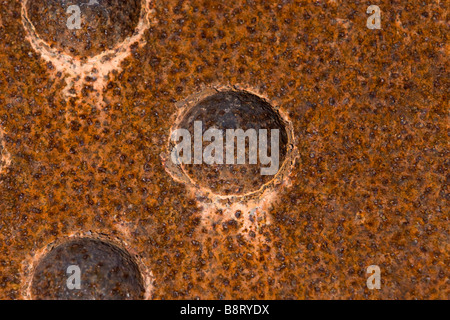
0, 0, 448, 300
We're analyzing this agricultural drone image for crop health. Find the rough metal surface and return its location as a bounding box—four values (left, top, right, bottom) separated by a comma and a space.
0, 0, 448, 300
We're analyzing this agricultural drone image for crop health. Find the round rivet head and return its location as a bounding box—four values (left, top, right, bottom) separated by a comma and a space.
31, 238, 145, 300
171, 90, 291, 197
25, 0, 142, 58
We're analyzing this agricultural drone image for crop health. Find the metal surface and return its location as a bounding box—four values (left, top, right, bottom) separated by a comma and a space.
0, 0, 448, 299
